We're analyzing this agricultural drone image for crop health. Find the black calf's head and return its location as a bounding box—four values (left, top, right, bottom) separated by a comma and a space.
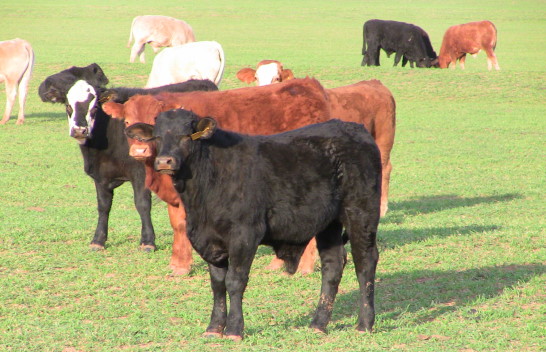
66, 80, 98, 144
125, 109, 217, 175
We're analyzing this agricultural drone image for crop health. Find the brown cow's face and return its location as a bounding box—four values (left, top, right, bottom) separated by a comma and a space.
438, 56, 450, 69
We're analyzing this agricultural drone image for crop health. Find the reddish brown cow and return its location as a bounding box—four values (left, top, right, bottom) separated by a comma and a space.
437, 20, 500, 70
103, 78, 396, 274
236, 60, 295, 86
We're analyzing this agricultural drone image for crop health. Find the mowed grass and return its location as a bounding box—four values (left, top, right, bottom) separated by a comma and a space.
0, 0, 544, 351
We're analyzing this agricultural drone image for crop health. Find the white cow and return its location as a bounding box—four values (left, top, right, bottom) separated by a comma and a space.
0, 38, 34, 125
145, 41, 225, 88
236, 60, 295, 86
127, 15, 196, 63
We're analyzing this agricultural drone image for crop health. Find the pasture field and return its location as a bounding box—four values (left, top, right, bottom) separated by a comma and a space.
0, 0, 544, 351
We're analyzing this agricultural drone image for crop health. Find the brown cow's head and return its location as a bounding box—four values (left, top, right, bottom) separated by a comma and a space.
102, 95, 179, 161
236, 60, 295, 86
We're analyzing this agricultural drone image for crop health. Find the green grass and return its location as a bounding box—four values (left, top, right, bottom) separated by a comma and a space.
1, 0, 544, 351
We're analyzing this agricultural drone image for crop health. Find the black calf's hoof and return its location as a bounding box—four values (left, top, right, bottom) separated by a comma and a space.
89, 243, 105, 251
140, 244, 156, 252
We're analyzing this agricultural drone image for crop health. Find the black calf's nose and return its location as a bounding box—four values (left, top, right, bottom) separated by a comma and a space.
155, 156, 178, 172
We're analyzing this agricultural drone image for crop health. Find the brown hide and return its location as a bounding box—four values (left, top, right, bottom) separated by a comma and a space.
438, 20, 499, 70
103, 77, 396, 273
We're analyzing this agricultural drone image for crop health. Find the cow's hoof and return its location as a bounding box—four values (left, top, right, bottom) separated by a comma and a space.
297, 266, 314, 275
224, 334, 243, 342
16, 119, 24, 125
311, 327, 326, 334
170, 266, 191, 276
202, 332, 222, 339
89, 243, 105, 251
139, 244, 156, 252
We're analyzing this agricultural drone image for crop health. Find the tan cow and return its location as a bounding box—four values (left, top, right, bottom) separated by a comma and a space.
236, 60, 295, 86
127, 15, 195, 63
0, 38, 34, 125
437, 20, 500, 70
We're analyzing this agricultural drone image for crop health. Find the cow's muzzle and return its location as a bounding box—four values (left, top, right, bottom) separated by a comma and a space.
155, 156, 178, 175
129, 143, 153, 161
70, 127, 89, 144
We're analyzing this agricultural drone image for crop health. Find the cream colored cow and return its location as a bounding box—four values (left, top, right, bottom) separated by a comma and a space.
0, 38, 34, 125
127, 15, 195, 63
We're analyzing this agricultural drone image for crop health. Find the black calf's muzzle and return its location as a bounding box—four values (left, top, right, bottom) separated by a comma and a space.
155, 156, 178, 175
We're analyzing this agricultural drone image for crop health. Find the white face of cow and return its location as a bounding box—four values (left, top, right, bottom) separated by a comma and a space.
254, 62, 281, 86
66, 80, 98, 144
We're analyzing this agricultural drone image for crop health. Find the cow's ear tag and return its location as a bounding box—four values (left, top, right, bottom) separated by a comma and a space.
191, 118, 217, 140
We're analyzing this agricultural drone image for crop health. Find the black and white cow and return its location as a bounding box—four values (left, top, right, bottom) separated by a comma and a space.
361, 19, 437, 68
127, 109, 382, 340
40, 68, 218, 256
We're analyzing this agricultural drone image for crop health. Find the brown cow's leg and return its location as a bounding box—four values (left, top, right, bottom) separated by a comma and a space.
485, 49, 500, 70
380, 160, 392, 217
167, 204, 193, 275
297, 238, 318, 274
459, 54, 467, 69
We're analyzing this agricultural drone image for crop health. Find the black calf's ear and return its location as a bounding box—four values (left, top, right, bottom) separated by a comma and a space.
191, 117, 217, 140
125, 123, 155, 142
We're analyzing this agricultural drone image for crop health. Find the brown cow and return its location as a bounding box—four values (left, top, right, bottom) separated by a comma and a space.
437, 20, 500, 70
0, 38, 34, 125
236, 60, 295, 86
127, 15, 196, 63
103, 78, 396, 274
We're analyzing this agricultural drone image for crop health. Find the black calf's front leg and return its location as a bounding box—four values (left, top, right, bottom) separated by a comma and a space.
310, 222, 346, 332
90, 181, 114, 249
131, 180, 156, 251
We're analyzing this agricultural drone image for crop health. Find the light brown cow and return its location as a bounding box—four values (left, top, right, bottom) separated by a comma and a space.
236, 60, 295, 86
127, 15, 196, 63
103, 78, 396, 274
437, 20, 500, 70
0, 38, 34, 125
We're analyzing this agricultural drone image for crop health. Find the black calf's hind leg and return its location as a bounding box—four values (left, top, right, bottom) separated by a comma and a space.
310, 221, 346, 332
345, 210, 379, 332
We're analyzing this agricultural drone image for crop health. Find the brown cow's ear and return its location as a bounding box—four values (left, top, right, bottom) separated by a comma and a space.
191, 117, 217, 140
125, 123, 155, 142
102, 101, 124, 119
236, 68, 257, 84
281, 69, 295, 81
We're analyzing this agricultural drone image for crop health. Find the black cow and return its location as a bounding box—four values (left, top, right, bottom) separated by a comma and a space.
127, 109, 382, 340
40, 68, 218, 254
361, 19, 437, 68
38, 63, 109, 104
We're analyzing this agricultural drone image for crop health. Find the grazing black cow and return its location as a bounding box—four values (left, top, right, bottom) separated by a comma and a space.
127, 109, 382, 340
361, 19, 437, 68
38, 63, 109, 104
40, 69, 218, 257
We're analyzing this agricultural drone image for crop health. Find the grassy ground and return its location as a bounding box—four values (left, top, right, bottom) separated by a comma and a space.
0, 0, 544, 351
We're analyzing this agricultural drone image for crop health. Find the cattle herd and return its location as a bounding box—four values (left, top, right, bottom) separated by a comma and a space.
0, 14, 500, 340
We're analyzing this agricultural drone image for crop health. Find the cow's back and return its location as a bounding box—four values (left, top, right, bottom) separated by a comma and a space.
156, 78, 331, 134
134, 15, 195, 46
326, 80, 395, 137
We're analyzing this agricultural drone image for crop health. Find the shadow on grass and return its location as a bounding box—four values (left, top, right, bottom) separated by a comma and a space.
23, 112, 65, 122
289, 263, 543, 332
378, 224, 500, 250
384, 193, 522, 224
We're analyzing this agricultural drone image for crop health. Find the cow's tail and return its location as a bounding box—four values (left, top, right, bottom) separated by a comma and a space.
127, 16, 137, 47
213, 42, 226, 87
18, 40, 35, 102
489, 21, 498, 50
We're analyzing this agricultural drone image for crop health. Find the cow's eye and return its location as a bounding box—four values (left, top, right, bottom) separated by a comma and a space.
66, 105, 73, 116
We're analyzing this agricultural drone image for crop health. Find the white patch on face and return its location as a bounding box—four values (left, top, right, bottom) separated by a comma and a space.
255, 62, 281, 86
66, 80, 97, 139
